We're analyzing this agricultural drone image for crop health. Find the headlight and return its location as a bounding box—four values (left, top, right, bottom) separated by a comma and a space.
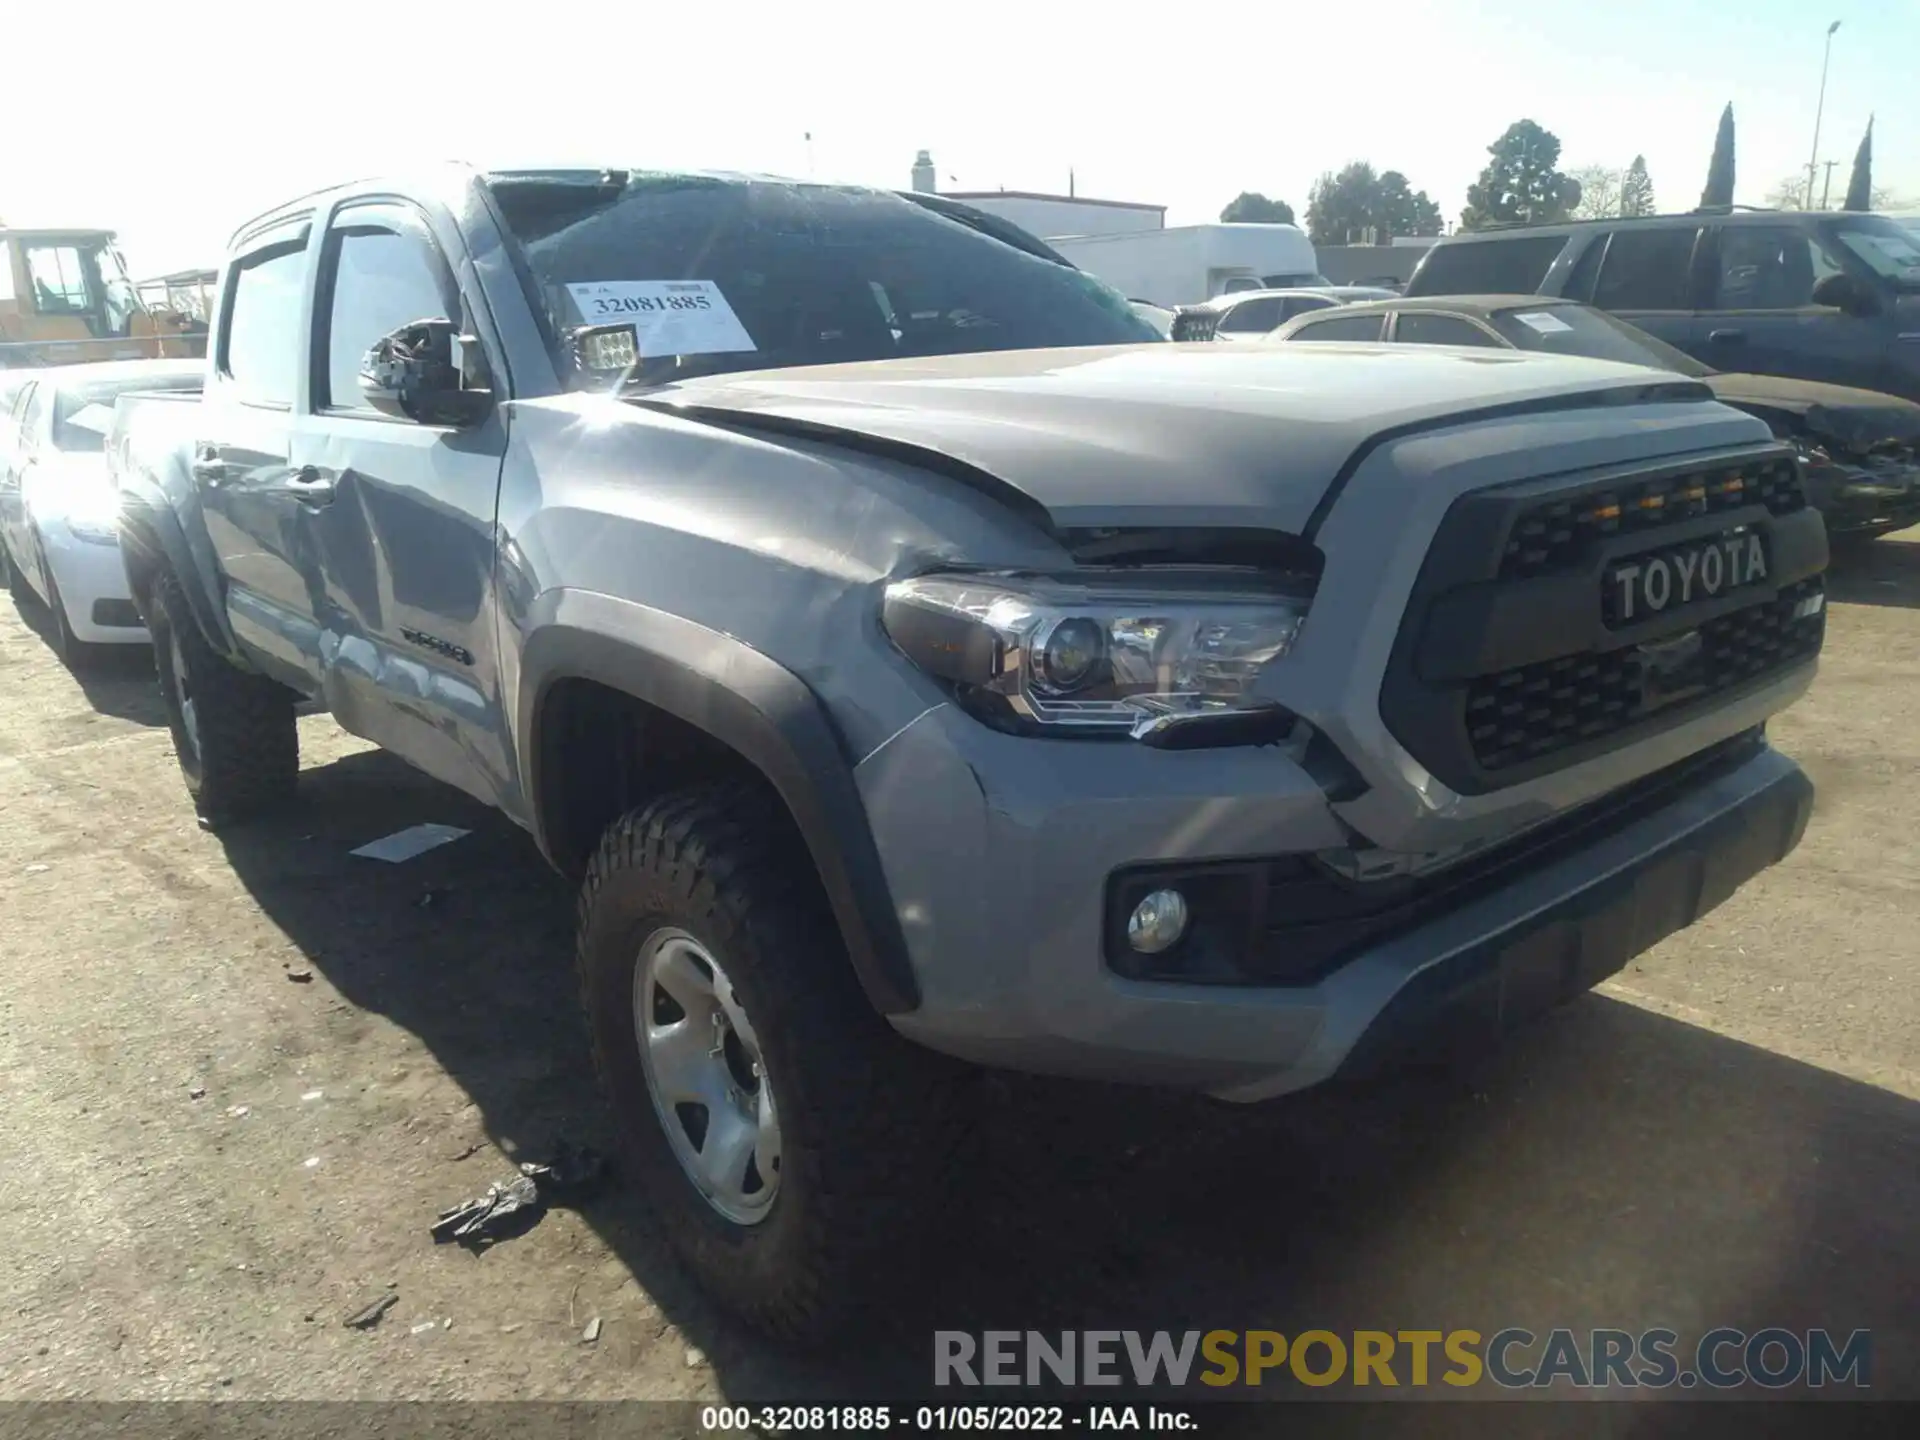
62, 483, 124, 545
881, 571, 1311, 744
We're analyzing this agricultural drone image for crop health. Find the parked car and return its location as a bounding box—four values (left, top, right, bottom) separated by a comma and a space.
0, 358, 202, 660
114, 165, 1819, 1340
1171, 286, 1401, 341
1128, 299, 1175, 337
1403, 209, 1920, 404
1272, 294, 1920, 540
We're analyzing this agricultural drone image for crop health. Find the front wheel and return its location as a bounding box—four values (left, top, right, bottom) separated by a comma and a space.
149, 569, 300, 826
576, 782, 974, 1342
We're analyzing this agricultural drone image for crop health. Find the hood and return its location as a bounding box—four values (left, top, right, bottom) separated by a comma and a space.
1705, 372, 1920, 452
643, 344, 1710, 533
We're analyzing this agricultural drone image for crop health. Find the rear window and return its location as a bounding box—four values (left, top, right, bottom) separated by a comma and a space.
1405, 236, 1568, 296
1589, 228, 1698, 311
1288, 314, 1386, 342
485, 172, 1158, 385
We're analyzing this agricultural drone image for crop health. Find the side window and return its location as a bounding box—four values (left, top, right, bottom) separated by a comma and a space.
1590, 228, 1697, 311
222, 244, 308, 407
1708, 226, 1842, 311
317, 218, 454, 411
18, 384, 50, 451
1216, 297, 1284, 334
1406, 236, 1568, 296
1280, 296, 1334, 321
1289, 314, 1386, 342
24, 246, 90, 315
2, 383, 36, 463
1394, 313, 1501, 347
1561, 236, 1608, 302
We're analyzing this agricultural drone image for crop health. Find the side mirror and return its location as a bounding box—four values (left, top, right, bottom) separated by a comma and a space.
1810, 272, 1880, 317
359, 319, 491, 427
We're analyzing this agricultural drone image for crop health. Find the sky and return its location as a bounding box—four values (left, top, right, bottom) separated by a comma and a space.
8, 0, 1918, 275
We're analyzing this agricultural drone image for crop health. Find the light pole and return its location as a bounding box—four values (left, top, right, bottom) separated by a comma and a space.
1805, 19, 1842, 209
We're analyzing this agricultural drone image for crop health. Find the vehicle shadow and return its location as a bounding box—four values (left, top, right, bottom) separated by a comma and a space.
6, 590, 168, 726
213, 746, 1920, 1408
1824, 529, 1920, 611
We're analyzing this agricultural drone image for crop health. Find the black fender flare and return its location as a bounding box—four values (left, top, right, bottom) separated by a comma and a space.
518, 589, 920, 1016
116, 484, 240, 661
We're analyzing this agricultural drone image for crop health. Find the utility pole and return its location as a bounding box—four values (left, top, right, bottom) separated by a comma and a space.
1819, 159, 1840, 210
1805, 20, 1841, 209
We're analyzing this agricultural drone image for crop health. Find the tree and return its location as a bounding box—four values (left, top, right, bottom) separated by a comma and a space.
1219, 191, 1295, 224
1765, 170, 1903, 211
1304, 162, 1443, 244
1570, 166, 1623, 220
1620, 155, 1656, 216
1376, 170, 1445, 237
1459, 120, 1580, 230
1844, 117, 1874, 212
1700, 103, 1736, 209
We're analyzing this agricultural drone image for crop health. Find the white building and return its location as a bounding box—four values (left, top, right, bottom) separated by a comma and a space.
937, 190, 1166, 240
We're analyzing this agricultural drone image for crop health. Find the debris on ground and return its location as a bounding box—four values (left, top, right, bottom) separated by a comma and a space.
432, 1174, 541, 1249
225, 1105, 250, 1119
342, 1293, 398, 1330
23, 864, 49, 875
415, 887, 450, 910
284, 967, 313, 983
301, 1090, 323, 1102
188, 1083, 206, 1100
410, 1320, 438, 1336
582, 1318, 602, 1344
684, 1346, 707, 1370
448, 1142, 481, 1162
429, 1141, 610, 1251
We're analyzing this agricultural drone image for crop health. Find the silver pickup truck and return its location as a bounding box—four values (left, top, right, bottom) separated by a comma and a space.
110, 165, 1825, 1340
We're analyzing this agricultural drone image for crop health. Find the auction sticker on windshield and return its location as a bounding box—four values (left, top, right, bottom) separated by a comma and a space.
1514, 310, 1574, 334
566, 280, 757, 356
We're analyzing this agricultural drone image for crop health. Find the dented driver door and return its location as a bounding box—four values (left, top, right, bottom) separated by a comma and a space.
285, 199, 514, 810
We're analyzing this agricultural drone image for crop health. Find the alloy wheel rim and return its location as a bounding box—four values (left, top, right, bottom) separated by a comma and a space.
633, 927, 781, 1225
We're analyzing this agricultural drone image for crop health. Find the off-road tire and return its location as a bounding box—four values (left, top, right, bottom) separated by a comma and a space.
577, 781, 975, 1344
149, 568, 299, 826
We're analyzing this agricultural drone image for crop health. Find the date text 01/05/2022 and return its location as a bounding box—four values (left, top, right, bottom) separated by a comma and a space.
698, 1405, 1198, 1433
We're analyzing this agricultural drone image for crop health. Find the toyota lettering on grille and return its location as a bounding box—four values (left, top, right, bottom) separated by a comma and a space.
1606, 530, 1768, 626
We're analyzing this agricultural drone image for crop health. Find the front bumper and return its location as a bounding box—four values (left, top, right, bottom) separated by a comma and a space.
1804, 456, 1920, 535
40, 521, 147, 644
865, 707, 1812, 1101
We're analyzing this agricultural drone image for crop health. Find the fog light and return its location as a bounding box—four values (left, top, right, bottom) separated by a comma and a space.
1127, 889, 1190, 954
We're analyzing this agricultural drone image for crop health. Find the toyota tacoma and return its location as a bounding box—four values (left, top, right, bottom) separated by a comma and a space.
110, 167, 1825, 1338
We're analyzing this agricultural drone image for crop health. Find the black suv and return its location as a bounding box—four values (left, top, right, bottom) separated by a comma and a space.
1405, 210, 1920, 402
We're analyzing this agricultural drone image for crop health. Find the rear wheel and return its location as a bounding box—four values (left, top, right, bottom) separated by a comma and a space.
149, 569, 299, 826
576, 781, 974, 1342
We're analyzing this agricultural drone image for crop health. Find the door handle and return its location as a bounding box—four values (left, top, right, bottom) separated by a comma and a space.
190, 446, 231, 486
1707, 328, 1747, 343
284, 466, 335, 505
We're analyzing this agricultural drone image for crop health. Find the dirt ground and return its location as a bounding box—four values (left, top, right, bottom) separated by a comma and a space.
1, 539, 1917, 1406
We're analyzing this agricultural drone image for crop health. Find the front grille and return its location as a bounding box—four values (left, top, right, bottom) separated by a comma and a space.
1171, 310, 1219, 342
1466, 578, 1824, 772
1500, 457, 1806, 580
